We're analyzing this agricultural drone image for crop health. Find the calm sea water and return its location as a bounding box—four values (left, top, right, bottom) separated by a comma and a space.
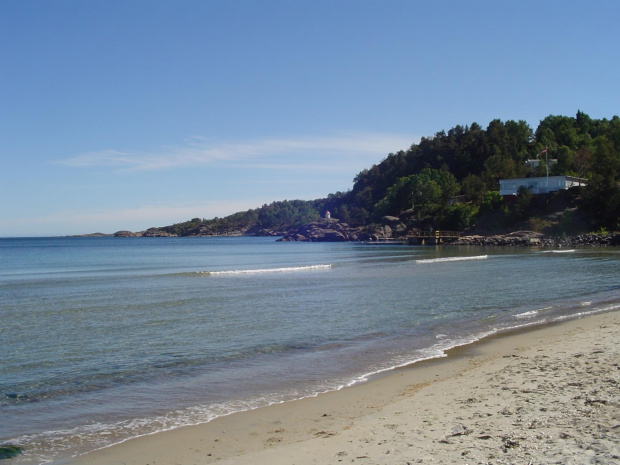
1, 236, 619, 464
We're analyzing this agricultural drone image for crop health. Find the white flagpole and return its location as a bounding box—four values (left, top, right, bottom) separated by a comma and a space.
543, 147, 549, 192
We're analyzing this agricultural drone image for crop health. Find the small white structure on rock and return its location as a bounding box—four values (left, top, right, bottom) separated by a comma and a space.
325, 210, 331, 219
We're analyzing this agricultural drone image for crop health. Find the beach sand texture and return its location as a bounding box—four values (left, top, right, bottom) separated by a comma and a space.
65, 311, 620, 465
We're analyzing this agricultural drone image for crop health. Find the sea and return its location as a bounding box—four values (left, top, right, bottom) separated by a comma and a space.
1, 236, 619, 464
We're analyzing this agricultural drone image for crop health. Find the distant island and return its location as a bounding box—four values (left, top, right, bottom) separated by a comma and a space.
93, 112, 620, 244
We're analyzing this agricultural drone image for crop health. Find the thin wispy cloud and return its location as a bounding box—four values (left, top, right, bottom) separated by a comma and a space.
56, 133, 417, 172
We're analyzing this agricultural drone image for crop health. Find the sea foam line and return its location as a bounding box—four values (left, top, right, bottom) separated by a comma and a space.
416, 255, 488, 264
23, 304, 607, 465
198, 264, 332, 276
514, 306, 553, 319
541, 249, 576, 254
514, 310, 539, 318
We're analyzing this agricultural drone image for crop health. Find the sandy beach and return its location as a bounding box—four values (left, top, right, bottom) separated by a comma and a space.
62, 311, 620, 465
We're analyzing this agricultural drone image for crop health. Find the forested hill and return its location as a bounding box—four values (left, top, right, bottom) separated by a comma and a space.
157, 112, 620, 237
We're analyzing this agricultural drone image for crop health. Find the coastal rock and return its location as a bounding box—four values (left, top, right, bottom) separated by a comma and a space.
140, 228, 177, 237
277, 220, 358, 242
113, 228, 177, 237
381, 216, 408, 237
448, 424, 472, 437
455, 231, 620, 248
67, 232, 112, 237
247, 228, 280, 237
113, 230, 138, 237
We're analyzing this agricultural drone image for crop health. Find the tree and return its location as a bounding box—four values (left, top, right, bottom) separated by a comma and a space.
583, 137, 620, 229
438, 204, 479, 230
461, 174, 486, 203
479, 191, 504, 215
157, 112, 619, 237
483, 154, 517, 188
509, 186, 534, 222
554, 146, 574, 175
372, 168, 459, 220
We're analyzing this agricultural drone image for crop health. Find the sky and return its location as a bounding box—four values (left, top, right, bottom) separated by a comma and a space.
1, 0, 619, 237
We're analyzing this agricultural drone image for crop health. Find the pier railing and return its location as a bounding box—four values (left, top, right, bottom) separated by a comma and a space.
411, 231, 461, 239
408, 230, 461, 244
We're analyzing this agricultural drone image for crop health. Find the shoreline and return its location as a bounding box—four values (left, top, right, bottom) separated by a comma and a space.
64, 229, 620, 247
59, 310, 620, 465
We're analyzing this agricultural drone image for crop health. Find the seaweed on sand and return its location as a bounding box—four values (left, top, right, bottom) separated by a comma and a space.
0, 445, 23, 460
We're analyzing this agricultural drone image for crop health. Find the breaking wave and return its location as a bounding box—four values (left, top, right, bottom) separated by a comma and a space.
541, 249, 576, 254
198, 264, 332, 276
416, 255, 488, 264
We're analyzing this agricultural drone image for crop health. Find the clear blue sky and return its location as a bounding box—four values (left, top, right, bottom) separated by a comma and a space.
2, 0, 618, 236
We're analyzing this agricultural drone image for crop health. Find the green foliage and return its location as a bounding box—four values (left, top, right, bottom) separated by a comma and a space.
372, 168, 459, 221
159, 111, 619, 235
554, 146, 574, 175
508, 186, 534, 222
161, 200, 320, 236
591, 226, 609, 235
460, 174, 486, 203
479, 191, 504, 215
583, 136, 620, 230
557, 209, 584, 234
257, 200, 320, 230
354, 111, 618, 231
437, 204, 479, 230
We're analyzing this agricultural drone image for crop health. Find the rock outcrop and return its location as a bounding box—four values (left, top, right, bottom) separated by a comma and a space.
113, 230, 139, 237
140, 228, 177, 237
113, 229, 177, 237
455, 230, 544, 247
277, 220, 359, 242
381, 215, 408, 237
455, 231, 620, 247
109, 213, 620, 247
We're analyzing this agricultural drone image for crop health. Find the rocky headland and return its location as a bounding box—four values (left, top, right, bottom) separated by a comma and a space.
277, 216, 409, 242
83, 215, 620, 247
277, 218, 620, 247
277, 219, 358, 242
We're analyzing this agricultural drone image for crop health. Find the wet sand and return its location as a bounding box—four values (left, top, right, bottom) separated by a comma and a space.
62, 310, 620, 465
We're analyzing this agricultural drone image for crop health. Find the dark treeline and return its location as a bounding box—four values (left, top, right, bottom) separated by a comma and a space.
162, 112, 620, 236
161, 200, 323, 236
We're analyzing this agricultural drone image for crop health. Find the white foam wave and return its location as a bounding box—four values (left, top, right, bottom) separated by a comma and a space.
514, 306, 553, 319
198, 264, 332, 276
541, 249, 576, 254
514, 310, 539, 319
21, 302, 616, 465
416, 255, 488, 264
552, 303, 620, 322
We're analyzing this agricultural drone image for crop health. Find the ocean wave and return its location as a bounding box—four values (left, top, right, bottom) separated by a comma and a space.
514, 310, 539, 318
197, 264, 332, 276
552, 302, 620, 322
514, 306, 553, 319
541, 249, 576, 254
415, 255, 488, 264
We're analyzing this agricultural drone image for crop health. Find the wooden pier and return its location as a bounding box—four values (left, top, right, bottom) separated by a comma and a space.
408, 230, 461, 245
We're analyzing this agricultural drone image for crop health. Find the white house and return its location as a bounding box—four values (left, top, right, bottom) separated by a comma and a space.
499, 176, 586, 197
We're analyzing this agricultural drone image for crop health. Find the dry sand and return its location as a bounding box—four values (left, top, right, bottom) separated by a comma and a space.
63, 311, 620, 465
